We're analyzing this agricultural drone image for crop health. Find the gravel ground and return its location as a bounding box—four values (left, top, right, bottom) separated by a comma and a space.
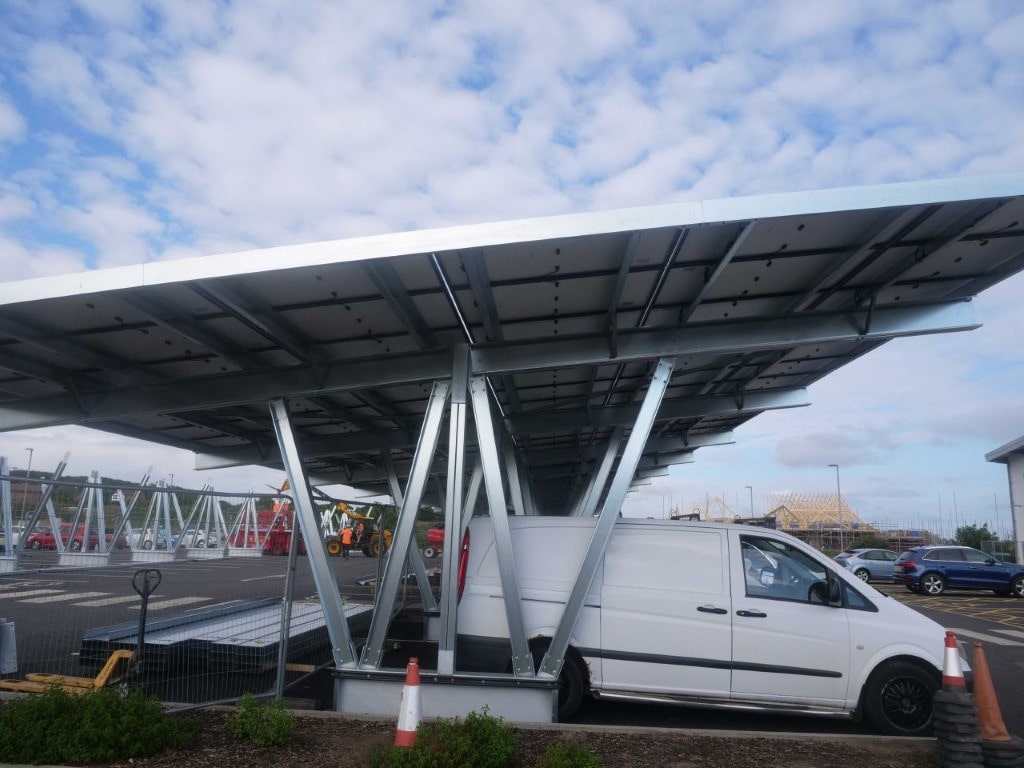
77, 709, 937, 768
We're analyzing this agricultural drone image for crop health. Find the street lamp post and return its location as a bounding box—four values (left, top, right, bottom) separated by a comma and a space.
829, 463, 843, 551
20, 447, 34, 522
745, 485, 754, 516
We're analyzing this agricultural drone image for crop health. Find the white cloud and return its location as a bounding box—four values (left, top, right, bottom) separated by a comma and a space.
0, 0, 1022, 531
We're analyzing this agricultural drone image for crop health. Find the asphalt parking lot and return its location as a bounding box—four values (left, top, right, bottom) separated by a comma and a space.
2, 554, 1023, 736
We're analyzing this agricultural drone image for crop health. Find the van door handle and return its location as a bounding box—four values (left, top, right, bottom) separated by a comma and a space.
736, 609, 767, 618
697, 605, 727, 614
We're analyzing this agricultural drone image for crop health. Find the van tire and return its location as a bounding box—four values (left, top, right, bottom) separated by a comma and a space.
862, 660, 937, 736
528, 642, 586, 722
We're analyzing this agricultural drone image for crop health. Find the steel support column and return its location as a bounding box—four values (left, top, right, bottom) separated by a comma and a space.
381, 450, 438, 612
573, 427, 624, 517
361, 380, 450, 668
438, 346, 470, 674
503, 442, 528, 516
269, 398, 357, 667
541, 358, 675, 677
469, 376, 533, 676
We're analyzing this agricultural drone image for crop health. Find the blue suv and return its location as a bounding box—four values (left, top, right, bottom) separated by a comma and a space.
893, 546, 1024, 597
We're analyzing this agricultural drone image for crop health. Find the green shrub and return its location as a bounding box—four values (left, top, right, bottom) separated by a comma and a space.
532, 741, 603, 768
227, 692, 295, 747
0, 686, 197, 764
370, 708, 516, 768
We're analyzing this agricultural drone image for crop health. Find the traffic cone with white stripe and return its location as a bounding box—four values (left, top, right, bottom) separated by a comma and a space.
934, 632, 984, 768
394, 657, 421, 748
942, 630, 968, 692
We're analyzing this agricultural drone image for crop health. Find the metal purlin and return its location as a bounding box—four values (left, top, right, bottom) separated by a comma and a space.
469, 375, 533, 676
572, 426, 624, 518
361, 380, 451, 668
380, 450, 438, 612
436, 346, 470, 675
540, 358, 676, 678
269, 397, 357, 667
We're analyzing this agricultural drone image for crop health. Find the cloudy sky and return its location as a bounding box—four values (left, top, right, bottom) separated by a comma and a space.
0, 1, 1022, 536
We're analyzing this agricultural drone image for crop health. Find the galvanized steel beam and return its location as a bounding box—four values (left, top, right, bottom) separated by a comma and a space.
269, 398, 357, 667
361, 381, 450, 668
470, 375, 533, 677
540, 358, 675, 679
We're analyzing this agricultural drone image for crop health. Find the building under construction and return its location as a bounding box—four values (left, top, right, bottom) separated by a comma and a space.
696, 494, 936, 552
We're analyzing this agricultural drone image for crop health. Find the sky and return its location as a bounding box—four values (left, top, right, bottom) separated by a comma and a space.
0, 1, 1023, 537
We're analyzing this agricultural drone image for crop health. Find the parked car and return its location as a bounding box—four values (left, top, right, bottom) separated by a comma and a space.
0, 525, 23, 550
24, 526, 58, 550
24, 523, 99, 550
834, 548, 900, 582
459, 516, 956, 735
893, 546, 1024, 597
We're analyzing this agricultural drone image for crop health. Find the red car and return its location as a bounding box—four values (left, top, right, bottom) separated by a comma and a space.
24, 524, 105, 551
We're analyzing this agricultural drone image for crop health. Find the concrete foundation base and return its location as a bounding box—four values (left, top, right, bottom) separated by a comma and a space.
226, 547, 263, 558
185, 547, 227, 559
58, 552, 111, 567
334, 668, 557, 723
131, 550, 176, 563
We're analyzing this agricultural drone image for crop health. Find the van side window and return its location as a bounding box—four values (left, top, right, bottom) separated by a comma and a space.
741, 535, 830, 605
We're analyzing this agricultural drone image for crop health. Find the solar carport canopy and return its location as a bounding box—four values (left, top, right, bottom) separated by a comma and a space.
1, 174, 1023, 513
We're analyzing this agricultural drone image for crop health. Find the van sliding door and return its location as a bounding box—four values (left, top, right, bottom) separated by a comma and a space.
599, 525, 731, 698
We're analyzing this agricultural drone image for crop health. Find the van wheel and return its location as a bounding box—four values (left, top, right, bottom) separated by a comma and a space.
863, 660, 937, 736
529, 643, 586, 722
921, 573, 946, 596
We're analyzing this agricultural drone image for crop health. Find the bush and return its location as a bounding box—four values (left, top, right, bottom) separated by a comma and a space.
0, 686, 197, 764
370, 709, 516, 768
532, 741, 603, 768
227, 692, 295, 747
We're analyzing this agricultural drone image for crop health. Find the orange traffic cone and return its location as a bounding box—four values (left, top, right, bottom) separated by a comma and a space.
941, 630, 968, 691
394, 657, 421, 747
973, 642, 1011, 742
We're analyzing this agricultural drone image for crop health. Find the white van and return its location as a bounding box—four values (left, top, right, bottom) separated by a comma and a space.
456, 516, 957, 736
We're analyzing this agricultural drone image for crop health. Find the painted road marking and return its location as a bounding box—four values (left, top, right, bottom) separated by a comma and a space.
75, 595, 140, 607
132, 597, 210, 611
0, 589, 62, 600
947, 628, 1023, 647
20, 591, 109, 604
241, 574, 284, 582
992, 629, 1024, 640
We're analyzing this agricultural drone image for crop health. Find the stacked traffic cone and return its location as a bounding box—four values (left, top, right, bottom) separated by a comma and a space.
933, 631, 984, 768
394, 657, 421, 748
973, 642, 1024, 767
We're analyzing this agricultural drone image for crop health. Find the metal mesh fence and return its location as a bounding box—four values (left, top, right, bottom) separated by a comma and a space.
0, 472, 405, 710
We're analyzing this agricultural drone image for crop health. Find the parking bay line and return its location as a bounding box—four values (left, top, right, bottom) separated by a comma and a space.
992, 629, 1024, 640
131, 597, 210, 611
75, 595, 140, 607
948, 627, 1024, 647
0, 589, 62, 600
19, 591, 109, 604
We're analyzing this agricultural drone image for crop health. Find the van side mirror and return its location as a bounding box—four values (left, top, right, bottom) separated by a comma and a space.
828, 575, 842, 604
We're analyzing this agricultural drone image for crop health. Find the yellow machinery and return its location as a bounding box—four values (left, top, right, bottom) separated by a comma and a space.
0, 650, 134, 695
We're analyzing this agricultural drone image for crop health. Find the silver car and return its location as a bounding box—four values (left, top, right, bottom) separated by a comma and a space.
834, 548, 899, 582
